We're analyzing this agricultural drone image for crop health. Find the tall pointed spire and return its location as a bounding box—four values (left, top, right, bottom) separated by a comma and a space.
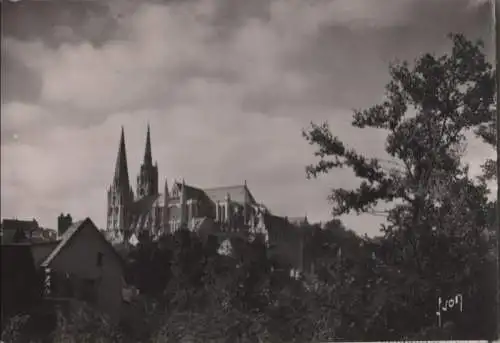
143, 123, 152, 166
114, 126, 130, 189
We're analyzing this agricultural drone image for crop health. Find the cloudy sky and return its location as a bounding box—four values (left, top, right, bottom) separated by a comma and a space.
1, 0, 495, 236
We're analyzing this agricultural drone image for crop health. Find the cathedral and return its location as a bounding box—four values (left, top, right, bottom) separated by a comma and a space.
105, 125, 310, 271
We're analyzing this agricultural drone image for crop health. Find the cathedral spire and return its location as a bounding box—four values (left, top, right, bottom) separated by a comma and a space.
136, 124, 159, 199
143, 123, 153, 166
114, 126, 130, 189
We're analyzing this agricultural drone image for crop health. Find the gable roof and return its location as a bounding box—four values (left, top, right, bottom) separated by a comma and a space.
2, 219, 39, 232
203, 184, 257, 205
41, 218, 125, 269
1, 219, 40, 244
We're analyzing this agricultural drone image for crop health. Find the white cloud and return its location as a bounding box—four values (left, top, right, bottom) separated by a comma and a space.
1, 103, 49, 131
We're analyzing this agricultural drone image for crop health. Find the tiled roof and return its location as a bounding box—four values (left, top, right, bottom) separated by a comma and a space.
30, 241, 60, 267
41, 218, 125, 269
173, 182, 207, 200
203, 184, 256, 204
1, 219, 39, 232
41, 220, 85, 267
142, 183, 258, 209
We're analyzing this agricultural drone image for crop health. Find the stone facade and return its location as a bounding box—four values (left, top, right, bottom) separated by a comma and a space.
105, 126, 309, 273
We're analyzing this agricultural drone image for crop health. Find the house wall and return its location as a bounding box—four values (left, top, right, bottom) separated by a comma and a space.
1, 229, 16, 244
47, 224, 123, 324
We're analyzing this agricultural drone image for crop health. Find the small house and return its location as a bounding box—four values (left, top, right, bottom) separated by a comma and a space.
40, 218, 125, 324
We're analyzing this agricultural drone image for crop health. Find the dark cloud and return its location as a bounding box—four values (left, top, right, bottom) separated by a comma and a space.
2, 1, 119, 46
1, 49, 42, 103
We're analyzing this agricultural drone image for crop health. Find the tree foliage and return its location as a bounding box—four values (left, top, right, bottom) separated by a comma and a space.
303, 33, 497, 340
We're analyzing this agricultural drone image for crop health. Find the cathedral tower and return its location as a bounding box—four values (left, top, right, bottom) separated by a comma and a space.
107, 127, 134, 233
136, 124, 159, 199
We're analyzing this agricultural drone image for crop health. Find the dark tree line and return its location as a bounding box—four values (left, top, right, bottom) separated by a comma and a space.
303, 33, 497, 340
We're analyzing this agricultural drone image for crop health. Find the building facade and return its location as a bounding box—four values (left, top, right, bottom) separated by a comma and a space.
105, 126, 310, 273
1, 219, 57, 245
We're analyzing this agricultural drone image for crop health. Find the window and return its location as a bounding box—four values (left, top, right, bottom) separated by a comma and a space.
97, 252, 104, 267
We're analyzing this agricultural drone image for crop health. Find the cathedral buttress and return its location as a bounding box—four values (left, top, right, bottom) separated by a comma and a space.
107, 127, 134, 233
162, 178, 171, 234
136, 124, 159, 199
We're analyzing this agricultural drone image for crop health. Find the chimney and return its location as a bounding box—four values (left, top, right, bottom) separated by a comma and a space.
58, 213, 73, 237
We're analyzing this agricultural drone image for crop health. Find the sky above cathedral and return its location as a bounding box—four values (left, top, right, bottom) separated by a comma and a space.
2, 0, 495, 237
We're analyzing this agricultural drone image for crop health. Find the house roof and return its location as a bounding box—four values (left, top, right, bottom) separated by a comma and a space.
41, 218, 125, 269
203, 184, 257, 205
2, 218, 39, 230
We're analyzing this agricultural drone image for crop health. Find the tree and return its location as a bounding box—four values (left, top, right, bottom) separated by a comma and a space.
302, 33, 496, 340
